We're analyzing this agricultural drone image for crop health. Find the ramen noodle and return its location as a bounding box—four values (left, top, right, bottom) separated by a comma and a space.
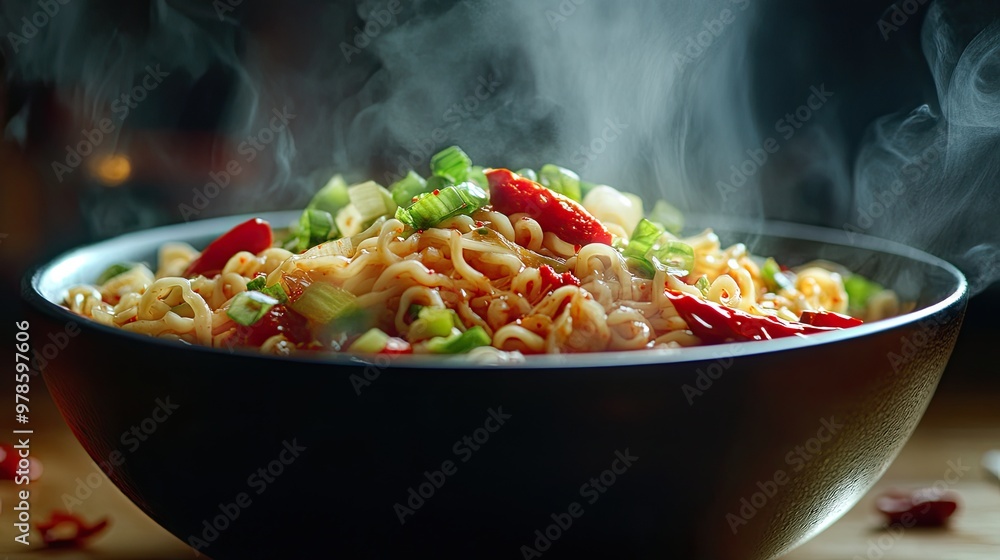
63, 147, 896, 357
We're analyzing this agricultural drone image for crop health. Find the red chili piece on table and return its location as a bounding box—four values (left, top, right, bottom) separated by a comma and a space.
36, 511, 110, 548
539, 264, 581, 293
664, 290, 860, 343
486, 168, 613, 247
184, 218, 274, 277
876, 488, 960, 527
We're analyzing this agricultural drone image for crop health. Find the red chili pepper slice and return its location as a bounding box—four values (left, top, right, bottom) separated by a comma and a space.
184, 218, 274, 277
539, 264, 581, 292
799, 310, 864, 328
664, 290, 859, 343
36, 511, 110, 548
876, 488, 959, 527
227, 304, 312, 348
486, 168, 613, 246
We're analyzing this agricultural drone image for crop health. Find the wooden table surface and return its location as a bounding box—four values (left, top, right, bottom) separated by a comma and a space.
2, 377, 997, 560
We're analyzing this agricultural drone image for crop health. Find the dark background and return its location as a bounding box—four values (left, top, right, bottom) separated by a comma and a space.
1, 0, 997, 391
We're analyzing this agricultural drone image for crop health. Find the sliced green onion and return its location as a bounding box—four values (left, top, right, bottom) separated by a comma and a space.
845, 274, 883, 310
762, 257, 792, 292
335, 204, 364, 237
539, 164, 582, 202
397, 182, 489, 230
227, 291, 278, 326
308, 174, 351, 215
295, 209, 335, 253
348, 328, 390, 353
289, 282, 358, 325
516, 168, 538, 182
390, 171, 429, 207
96, 263, 133, 285
409, 307, 461, 341
407, 304, 424, 321
648, 241, 695, 276
348, 180, 397, 223
425, 174, 453, 192
246, 275, 266, 292
467, 166, 489, 190
426, 325, 491, 354
625, 256, 656, 279
624, 219, 664, 259
622, 218, 694, 277
649, 199, 684, 234
260, 283, 288, 304
430, 145, 472, 182
695, 275, 710, 296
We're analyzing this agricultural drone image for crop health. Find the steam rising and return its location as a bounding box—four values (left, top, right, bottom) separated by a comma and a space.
1, 0, 998, 291
852, 3, 1000, 293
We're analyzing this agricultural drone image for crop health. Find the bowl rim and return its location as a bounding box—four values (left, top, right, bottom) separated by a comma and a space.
22, 211, 969, 370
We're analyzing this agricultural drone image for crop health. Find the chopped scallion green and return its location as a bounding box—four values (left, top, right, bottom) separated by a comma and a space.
348, 328, 390, 353
430, 145, 472, 182
407, 304, 424, 321
396, 182, 489, 230
425, 174, 453, 192
409, 307, 460, 341
624, 219, 664, 260
296, 209, 335, 253
390, 171, 429, 207
308, 174, 351, 215
96, 263, 134, 285
426, 325, 491, 354
762, 257, 792, 292
335, 204, 364, 237
227, 291, 278, 326
260, 283, 288, 304
289, 282, 358, 324
625, 256, 656, 278
695, 276, 710, 296
845, 274, 883, 311
467, 166, 489, 190
245, 275, 266, 292
348, 181, 397, 223
539, 164, 582, 201
622, 219, 694, 277
648, 241, 695, 276
649, 200, 684, 234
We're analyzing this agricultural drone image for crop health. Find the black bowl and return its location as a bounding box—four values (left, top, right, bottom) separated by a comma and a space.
23, 212, 967, 559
